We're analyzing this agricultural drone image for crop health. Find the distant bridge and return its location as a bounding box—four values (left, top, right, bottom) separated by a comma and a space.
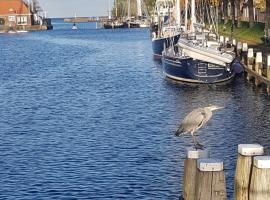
64, 16, 109, 23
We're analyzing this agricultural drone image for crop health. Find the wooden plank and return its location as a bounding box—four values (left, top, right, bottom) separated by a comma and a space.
183, 159, 197, 200
195, 169, 213, 200
243, 64, 270, 86
234, 154, 253, 200
211, 171, 227, 200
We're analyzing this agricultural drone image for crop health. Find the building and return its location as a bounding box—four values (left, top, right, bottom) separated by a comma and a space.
0, 0, 52, 32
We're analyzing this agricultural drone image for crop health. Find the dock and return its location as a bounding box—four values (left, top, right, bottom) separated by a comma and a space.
64, 16, 109, 23
239, 43, 270, 94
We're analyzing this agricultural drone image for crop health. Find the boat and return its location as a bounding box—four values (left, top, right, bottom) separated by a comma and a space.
151, 0, 181, 58
72, 13, 78, 30
161, 0, 241, 83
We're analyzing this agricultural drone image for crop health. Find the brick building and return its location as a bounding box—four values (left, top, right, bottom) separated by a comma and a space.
0, 0, 33, 30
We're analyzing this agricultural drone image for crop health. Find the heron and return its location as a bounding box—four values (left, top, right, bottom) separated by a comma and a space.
175, 105, 224, 149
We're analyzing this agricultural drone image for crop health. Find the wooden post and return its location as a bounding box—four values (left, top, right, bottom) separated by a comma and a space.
267, 55, 270, 94
249, 156, 270, 200
183, 148, 209, 200
220, 35, 224, 44
246, 49, 254, 81
255, 52, 263, 86
242, 43, 248, 64
225, 37, 229, 44
234, 144, 264, 200
195, 159, 227, 200
237, 42, 242, 58
255, 52, 263, 75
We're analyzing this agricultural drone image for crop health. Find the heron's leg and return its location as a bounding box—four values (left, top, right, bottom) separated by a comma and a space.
193, 134, 204, 150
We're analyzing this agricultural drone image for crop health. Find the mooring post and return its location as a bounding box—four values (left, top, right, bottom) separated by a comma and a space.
182, 148, 209, 200
220, 35, 224, 44
255, 52, 263, 86
234, 144, 264, 200
249, 156, 270, 200
237, 42, 242, 58
225, 37, 229, 44
267, 55, 270, 94
195, 158, 227, 200
242, 43, 248, 64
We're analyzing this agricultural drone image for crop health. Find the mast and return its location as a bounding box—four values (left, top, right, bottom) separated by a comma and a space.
185, 0, 188, 31
137, 0, 142, 17
176, 0, 181, 28
115, 0, 118, 18
191, 0, 196, 32
128, 0, 131, 19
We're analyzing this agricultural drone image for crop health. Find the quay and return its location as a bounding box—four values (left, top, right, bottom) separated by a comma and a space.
63, 16, 109, 23
238, 43, 270, 94
180, 144, 270, 200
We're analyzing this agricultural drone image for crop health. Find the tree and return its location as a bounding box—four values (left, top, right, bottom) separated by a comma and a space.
223, 0, 229, 24
266, 0, 270, 39
235, 0, 241, 27
248, 0, 255, 27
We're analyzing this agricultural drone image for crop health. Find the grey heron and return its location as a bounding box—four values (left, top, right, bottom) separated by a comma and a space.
175, 105, 224, 149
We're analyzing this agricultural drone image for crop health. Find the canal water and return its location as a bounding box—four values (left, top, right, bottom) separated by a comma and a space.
0, 19, 270, 199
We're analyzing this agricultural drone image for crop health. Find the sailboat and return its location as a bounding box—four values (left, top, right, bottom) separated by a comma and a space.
161, 0, 240, 83
151, 0, 181, 58
104, 0, 128, 29
72, 13, 78, 30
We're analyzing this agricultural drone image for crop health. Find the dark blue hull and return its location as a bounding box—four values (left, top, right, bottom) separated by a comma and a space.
152, 34, 180, 58
162, 54, 235, 84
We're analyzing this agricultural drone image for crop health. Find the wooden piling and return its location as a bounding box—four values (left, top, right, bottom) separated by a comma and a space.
234, 144, 264, 200
246, 49, 254, 81
195, 159, 227, 200
220, 35, 224, 43
183, 148, 209, 200
237, 42, 242, 58
249, 156, 270, 200
242, 43, 248, 64
255, 52, 263, 86
267, 55, 270, 94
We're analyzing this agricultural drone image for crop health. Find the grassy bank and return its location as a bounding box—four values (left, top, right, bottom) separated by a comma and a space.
217, 21, 265, 45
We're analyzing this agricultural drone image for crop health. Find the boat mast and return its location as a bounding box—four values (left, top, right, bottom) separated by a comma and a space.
185, 0, 188, 31
137, 0, 142, 17
128, 0, 131, 20
115, 0, 118, 18
176, 0, 181, 28
191, 0, 196, 32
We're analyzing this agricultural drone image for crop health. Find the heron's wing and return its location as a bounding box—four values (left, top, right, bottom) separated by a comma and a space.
180, 108, 206, 133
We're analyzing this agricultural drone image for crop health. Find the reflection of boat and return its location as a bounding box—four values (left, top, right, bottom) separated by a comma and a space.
151, 0, 181, 58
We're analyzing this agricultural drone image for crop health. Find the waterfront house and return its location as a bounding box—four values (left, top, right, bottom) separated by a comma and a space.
0, 0, 52, 32
0, 0, 32, 31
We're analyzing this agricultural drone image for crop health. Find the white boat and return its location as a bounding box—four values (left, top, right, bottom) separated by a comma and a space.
72, 12, 78, 30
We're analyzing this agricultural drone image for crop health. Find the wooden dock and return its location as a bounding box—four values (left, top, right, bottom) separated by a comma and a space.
64, 16, 108, 23
240, 44, 270, 94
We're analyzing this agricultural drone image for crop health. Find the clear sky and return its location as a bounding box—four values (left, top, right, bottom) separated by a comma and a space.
38, 0, 113, 18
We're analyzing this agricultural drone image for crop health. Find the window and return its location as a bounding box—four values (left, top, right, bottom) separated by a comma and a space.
8, 16, 15, 22
17, 16, 27, 25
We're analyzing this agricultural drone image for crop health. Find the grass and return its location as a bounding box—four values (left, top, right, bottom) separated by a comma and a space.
216, 21, 265, 45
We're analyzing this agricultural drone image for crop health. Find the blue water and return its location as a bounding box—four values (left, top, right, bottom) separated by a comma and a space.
0, 19, 270, 199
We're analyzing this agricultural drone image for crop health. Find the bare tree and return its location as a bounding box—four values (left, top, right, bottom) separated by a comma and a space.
266, 0, 270, 39
223, 0, 229, 24
248, 0, 254, 27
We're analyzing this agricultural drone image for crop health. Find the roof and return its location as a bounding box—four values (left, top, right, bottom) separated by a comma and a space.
0, 0, 30, 15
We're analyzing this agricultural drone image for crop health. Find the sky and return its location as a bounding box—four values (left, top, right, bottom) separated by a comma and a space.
38, 0, 113, 18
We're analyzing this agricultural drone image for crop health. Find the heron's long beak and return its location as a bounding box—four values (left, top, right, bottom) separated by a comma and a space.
213, 106, 224, 111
